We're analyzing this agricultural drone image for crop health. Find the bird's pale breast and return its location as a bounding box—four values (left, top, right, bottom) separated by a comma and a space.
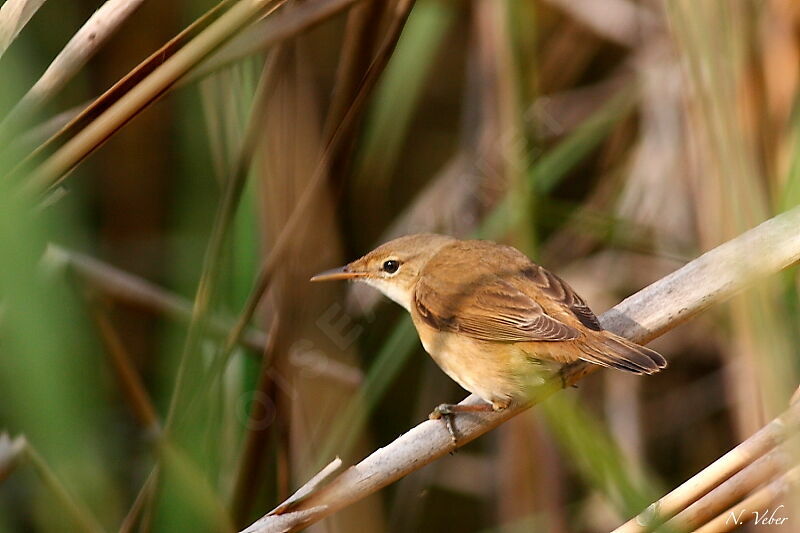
410, 313, 552, 408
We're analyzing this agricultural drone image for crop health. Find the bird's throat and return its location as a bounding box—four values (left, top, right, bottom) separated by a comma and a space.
362, 278, 413, 311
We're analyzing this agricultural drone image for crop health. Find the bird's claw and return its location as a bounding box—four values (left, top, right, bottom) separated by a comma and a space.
428, 403, 452, 419
429, 404, 458, 445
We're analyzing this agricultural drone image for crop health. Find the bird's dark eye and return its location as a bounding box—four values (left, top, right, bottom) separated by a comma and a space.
382, 260, 400, 273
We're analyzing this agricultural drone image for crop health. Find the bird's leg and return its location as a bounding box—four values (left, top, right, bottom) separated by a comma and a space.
558, 364, 580, 389
428, 402, 504, 444
559, 366, 569, 389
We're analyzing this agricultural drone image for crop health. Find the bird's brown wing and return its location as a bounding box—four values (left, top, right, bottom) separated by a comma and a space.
519, 265, 603, 331
414, 275, 580, 342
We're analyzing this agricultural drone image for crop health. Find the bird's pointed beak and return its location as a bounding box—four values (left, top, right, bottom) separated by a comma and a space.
310, 265, 365, 282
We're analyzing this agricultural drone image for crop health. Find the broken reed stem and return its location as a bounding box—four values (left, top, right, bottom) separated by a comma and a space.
241, 205, 800, 533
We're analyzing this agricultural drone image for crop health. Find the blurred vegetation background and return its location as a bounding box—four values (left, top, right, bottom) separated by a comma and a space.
0, 0, 798, 532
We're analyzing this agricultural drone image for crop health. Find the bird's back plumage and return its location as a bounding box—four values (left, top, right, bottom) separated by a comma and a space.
412, 239, 666, 379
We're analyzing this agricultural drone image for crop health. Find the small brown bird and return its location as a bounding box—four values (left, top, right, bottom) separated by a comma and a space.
312, 234, 665, 441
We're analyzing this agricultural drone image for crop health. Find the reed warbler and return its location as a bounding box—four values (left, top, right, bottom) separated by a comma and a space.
312, 234, 666, 442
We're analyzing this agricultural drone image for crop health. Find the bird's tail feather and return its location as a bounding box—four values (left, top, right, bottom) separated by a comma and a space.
577, 333, 666, 375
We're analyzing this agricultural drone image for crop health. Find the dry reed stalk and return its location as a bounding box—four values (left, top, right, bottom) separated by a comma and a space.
470, 0, 549, 525
470, 0, 526, 229
191, 0, 361, 81
53, 245, 271, 355
11, 0, 234, 166
86, 295, 160, 432
216, 0, 416, 373
229, 317, 282, 523
241, 204, 800, 533
251, 38, 388, 533
668, 1, 795, 443
323, 0, 388, 185
0, 0, 47, 58
614, 400, 800, 532
694, 466, 800, 533
21, 0, 285, 197
9, 102, 86, 156
323, 0, 386, 143
170, 48, 286, 421
238, 6, 415, 530
664, 445, 793, 531
8, 0, 148, 123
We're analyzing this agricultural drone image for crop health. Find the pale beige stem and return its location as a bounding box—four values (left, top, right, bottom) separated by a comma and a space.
12, 0, 147, 117
240, 206, 800, 533
663, 440, 794, 532
0, 0, 47, 58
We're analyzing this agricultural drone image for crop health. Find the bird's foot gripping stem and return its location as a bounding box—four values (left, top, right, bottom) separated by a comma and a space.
429, 403, 459, 445
428, 402, 503, 446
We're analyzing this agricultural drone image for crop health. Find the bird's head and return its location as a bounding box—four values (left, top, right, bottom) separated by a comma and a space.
311, 233, 455, 310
